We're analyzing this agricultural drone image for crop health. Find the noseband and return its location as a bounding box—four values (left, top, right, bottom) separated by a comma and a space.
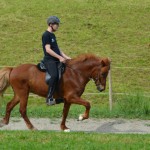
90, 72, 101, 87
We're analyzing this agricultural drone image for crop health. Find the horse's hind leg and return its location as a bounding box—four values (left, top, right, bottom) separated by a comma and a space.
19, 92, 37, 130
0, 95, 20, 127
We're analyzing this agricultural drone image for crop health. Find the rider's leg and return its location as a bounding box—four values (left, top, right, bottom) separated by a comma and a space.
44, 60, 58, 105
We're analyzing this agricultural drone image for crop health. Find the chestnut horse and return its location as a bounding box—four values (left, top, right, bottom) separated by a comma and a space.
0, 54, 110, 131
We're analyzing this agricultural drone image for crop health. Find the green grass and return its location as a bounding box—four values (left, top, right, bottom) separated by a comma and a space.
0, 131, 150, 150
1, 0, 150, 65
0, 93, 149, 119
0, 0, 150, 94
0, 0, 150, 118
0, 1, 150, 148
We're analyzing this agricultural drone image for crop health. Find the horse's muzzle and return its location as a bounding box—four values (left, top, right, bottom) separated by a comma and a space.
97, 85, 105, 92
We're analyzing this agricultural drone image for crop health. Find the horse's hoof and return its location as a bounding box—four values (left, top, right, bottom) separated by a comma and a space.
30, 127, 38, 131
78, 114, 84, 121
64, 128, 71, 132
0, 121, 6, 128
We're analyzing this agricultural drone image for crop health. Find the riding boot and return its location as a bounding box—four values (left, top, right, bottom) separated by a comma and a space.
46, 86, 56, 106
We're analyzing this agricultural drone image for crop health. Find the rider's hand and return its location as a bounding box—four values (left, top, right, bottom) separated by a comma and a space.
59, 57, 66, 63
66, 56, 71, 60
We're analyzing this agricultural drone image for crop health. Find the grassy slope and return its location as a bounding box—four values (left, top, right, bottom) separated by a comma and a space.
0, 0, 150, 119
0, 0, 150, 93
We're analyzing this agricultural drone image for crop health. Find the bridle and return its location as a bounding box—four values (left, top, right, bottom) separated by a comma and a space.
46, 60, 105, 87
66, 62, 102, 87
90, 70, 101, 87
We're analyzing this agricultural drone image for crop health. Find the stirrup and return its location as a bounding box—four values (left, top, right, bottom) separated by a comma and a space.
46, 98, 56, 106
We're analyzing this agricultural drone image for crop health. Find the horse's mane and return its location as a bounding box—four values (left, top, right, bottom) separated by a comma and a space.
67, 54, 100, 65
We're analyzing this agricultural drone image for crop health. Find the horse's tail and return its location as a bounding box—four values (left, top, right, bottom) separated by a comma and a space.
0, 67, 13, 96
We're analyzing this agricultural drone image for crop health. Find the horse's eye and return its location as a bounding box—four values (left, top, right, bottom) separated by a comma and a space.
101, 73, 106, 77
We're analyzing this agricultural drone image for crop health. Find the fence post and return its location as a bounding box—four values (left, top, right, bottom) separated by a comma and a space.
108, 63, 112, 111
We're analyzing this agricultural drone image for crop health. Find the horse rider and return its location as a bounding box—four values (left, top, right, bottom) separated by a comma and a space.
42, 16, 71, 105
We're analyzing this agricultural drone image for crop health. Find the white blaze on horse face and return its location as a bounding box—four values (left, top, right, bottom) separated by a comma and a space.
99, 84, 105, 91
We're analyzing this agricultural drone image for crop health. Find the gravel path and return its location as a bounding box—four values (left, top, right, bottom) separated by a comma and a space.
0, 118, 150, 133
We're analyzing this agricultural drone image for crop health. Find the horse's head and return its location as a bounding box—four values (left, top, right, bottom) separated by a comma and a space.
91, 57, 111, 92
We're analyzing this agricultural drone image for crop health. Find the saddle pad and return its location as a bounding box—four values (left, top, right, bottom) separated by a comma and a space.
37, 62, 46, 72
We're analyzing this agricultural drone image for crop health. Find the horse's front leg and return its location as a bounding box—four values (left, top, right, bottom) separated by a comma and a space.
60, 101, 71, 132
70, 97, 91, 121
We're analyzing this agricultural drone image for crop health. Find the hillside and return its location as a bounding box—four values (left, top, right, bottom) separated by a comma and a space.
0, 0, 150, 118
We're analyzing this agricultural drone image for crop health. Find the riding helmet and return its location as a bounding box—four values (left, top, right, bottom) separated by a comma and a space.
47, 16, 60, 25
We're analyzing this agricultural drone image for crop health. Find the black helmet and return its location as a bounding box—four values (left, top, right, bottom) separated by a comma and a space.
47, 16, 60, 25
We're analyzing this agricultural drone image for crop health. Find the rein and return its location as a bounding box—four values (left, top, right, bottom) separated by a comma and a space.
65, 62, 102, 83
41, 59, 103, 84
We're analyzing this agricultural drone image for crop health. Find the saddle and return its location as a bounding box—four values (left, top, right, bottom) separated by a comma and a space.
37, 60, 65, 84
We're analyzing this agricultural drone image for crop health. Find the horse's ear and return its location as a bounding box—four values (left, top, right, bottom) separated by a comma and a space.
101, 58, 111, 67
82, 57, 88, 62
101, 59, 106, 67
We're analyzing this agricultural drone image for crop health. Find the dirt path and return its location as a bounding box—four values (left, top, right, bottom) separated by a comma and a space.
0, 118, 150, 133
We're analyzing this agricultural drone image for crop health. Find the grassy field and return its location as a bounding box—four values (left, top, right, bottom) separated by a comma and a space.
0, 93, 149, 119
0, 0, 150, 148
0, 0, 150, 119
0, 0, 150, 93
0, 131, 150, 150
